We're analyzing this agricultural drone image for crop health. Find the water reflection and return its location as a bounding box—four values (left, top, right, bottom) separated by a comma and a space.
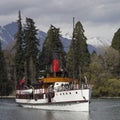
44, 111, 89, 120
0, 98, 120, 120
16, 109, 89, 120
0, 99, 89, 120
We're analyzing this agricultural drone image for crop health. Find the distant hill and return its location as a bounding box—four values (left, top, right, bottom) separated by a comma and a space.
0, 22, 111, 54
0, 22, 71, 52
0, 22, 17, 49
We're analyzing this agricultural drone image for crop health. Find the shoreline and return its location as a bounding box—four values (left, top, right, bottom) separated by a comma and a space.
0, 96, 15, 99
92, 97, 120, 99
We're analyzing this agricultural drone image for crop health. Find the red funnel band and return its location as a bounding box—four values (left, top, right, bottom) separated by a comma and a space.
52, 59, 60, 72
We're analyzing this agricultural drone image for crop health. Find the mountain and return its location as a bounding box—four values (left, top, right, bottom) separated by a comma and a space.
87, 37, 111, 47
87, 37, 111, 54
0, 22, 111, 54
0, 22, 73, 52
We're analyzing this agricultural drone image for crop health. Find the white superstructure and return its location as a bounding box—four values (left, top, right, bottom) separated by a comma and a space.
16, 79, 91, 111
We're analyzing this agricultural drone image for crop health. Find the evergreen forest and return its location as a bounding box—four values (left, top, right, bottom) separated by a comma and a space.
0, 12, 120, 97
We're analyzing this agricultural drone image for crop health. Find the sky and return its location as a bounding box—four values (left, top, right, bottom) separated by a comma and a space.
0, 0, 120, 42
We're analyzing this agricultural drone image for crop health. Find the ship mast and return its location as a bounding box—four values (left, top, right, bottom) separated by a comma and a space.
72, 17, 75, 80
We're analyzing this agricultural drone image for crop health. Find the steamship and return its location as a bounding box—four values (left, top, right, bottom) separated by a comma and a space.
16, 54, 91, 111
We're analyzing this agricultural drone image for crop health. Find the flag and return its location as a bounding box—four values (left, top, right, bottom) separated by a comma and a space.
19, 77, 26, 85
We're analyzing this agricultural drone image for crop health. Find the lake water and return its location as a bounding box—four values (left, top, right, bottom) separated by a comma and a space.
0, 98, 120, 120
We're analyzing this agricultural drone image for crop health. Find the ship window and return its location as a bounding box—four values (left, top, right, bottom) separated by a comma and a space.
76, 92, 78, 94
60, 93, 62, 95
66, 93, 68, 95
63, 93, 64, 95
69, 92, 71, 94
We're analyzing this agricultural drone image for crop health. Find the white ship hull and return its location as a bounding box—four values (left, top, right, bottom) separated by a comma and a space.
19, 101, 89, 111
16, 89, 90, 111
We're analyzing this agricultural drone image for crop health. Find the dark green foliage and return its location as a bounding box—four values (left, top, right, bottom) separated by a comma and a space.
0, 41, 8, 95
24, 17, 40, 84
39, 25, 66, 73
111, 28, 120, 77
67, 21, 90, 79
111, 28, 120, 52
15, 12, 40, 84
15, 10, 25, 82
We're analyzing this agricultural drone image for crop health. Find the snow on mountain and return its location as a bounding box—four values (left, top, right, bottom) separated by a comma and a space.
87, 37, 111, 48
87, 37, 111, 54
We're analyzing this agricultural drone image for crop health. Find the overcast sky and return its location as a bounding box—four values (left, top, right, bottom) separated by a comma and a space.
0, 0, 120, 41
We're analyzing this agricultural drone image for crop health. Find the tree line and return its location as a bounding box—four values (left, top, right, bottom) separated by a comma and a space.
0, 11, 120, 97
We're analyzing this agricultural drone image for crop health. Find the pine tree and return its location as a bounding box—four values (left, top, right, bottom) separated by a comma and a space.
0, 41, 8, 95
67, 21, 90, 79
111, 28, 120, 77
39, 25, 66, 73
15, 10, 24, 82
24, 17, 40, 84
111, 28, 120, 52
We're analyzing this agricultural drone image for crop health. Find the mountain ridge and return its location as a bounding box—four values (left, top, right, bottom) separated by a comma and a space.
0, 22, 111, 54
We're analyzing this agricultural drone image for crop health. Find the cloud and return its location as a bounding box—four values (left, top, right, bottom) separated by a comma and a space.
88, 1, 120, 24
0, 0, 120, 40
